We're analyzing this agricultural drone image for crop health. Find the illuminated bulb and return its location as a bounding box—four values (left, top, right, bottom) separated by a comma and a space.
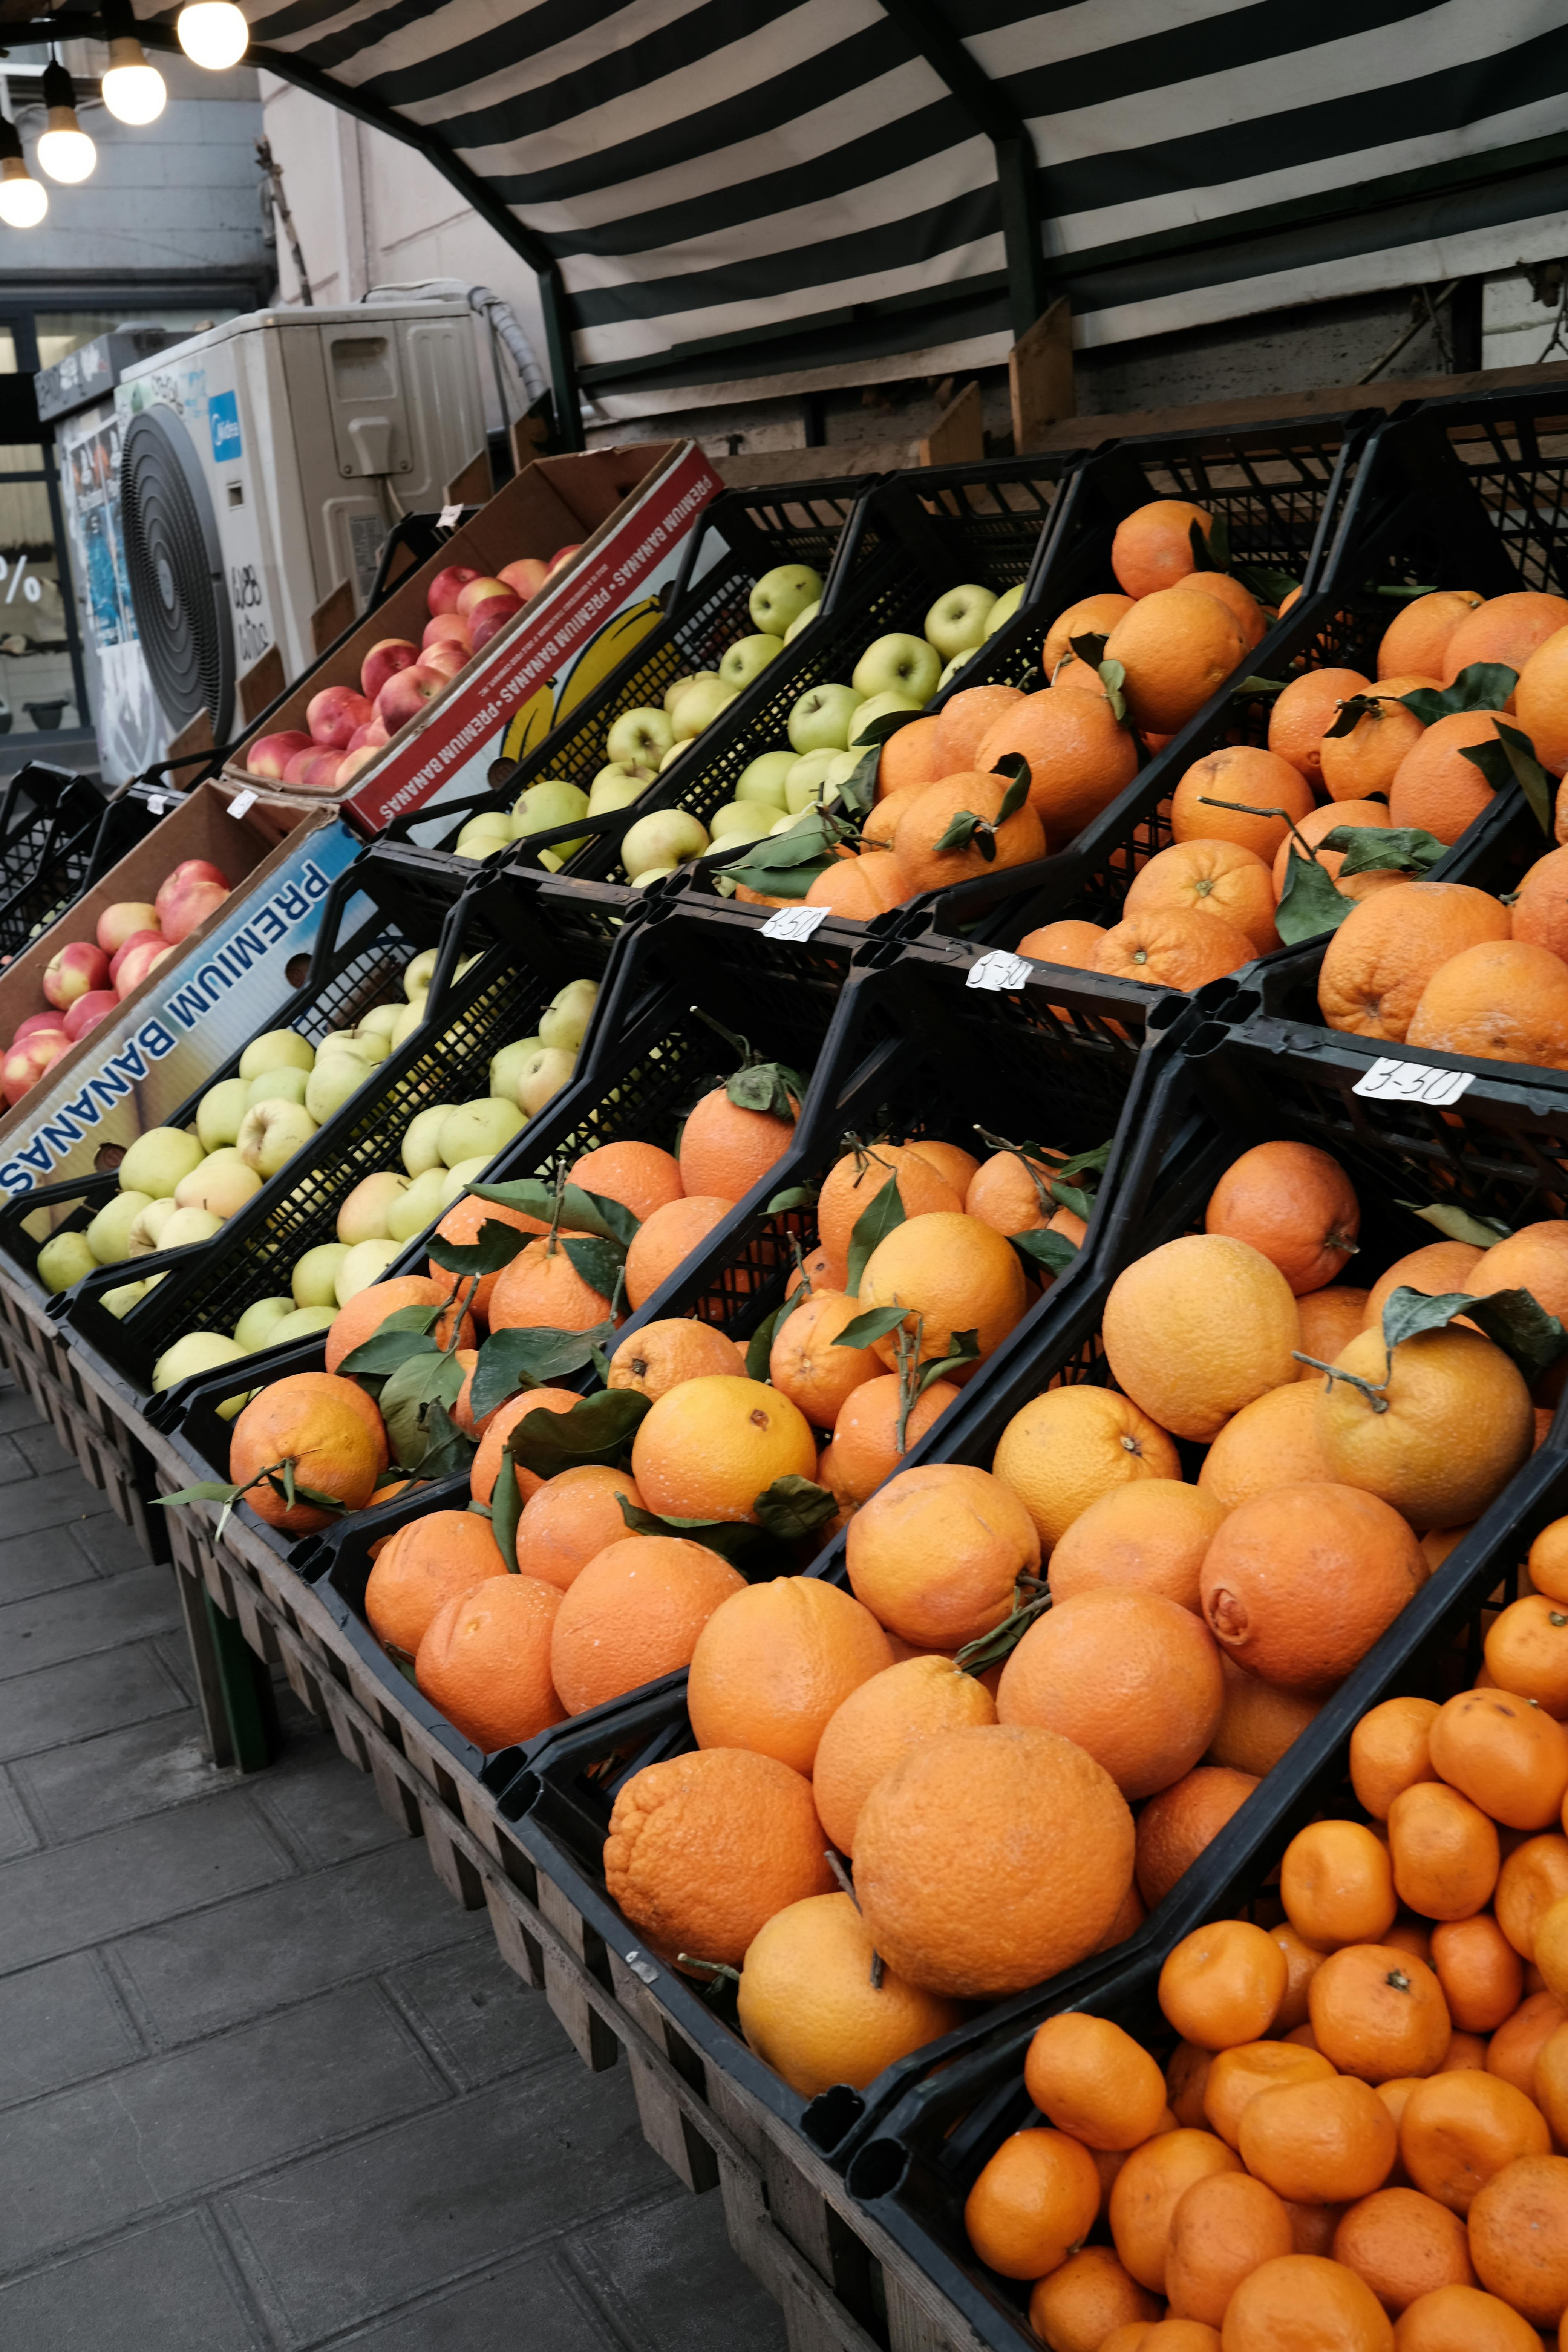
36, 62, 95, 184
176, 2, 249, 69
102, 39, 167, 126
0, 156, 47, 227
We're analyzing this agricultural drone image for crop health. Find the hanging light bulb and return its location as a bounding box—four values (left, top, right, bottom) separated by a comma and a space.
36, 60, 96, 183
0, 116, 47, 226
101, 0, 167, 126
176, 3, 249, 70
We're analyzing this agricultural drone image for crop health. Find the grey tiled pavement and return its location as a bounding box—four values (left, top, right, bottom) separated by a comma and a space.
0, 1377, 787, 2351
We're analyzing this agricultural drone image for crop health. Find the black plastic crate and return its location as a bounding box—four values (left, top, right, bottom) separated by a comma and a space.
0, 769, 164, 960
839, 1437, 1568, 2352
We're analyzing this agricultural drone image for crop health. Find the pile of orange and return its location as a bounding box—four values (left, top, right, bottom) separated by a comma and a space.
962, 1533, 1568, 2350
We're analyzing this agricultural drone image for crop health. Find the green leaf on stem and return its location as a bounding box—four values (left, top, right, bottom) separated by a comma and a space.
1069, 632, 1109, 668
846, 1172, 905, 1295
1011, 1228, 1080, 1279
1322, 825, 1447, 876
1377, 1282, 1567, 1386
727, 1060, 803, 1120
615, 1494, 773, 1570
426, 1217, 534, 1280
853, 708, 922, 748
1275, 848, 1354, 944
1234, 562, 1300, 607
490, 1451, 522, 1573
1398, 663, 1518, 724
380, 1350, 466, 1471
917, 1328, 979, 1395
507, 1388, 652, 1479
1398, 1200, 1511, 1248
562, 1234, 624, 1302
753, 1475, 838, 1544
469, 1179, 637, 1251
832, 1304, 908, 1350
1097, 660, 1129, 725
1458, 722, 1555, 837
995, 761, 1030, 825
418, 1399, 474, 1483
765, 1184, 816, 1214
1188, 516, 1223, 573
471, 1322, 614, 1419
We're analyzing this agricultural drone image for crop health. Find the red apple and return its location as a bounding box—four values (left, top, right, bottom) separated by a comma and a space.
63, 989, 119, 1043
364, 714, 390, 750
418, 639, 467, 683
469, 597, 521, 653
155, 859, 226, 915
43, 939, 112, 1011
344, 721, 377, 753
376, 666, 444, 733
455, 576, 514, 620
109, 929, 166, 985
159, 879, 231, 944
12, 1011, 67, 1046
427, 564, 481, 616
113, 939, 175, 998
422, 612, 472, 654
336, 745, 380, 788
359, 639, 419, 701
96, 901, 162, 957
284, 746, 337, 789
3, 1029, 69, 1104
547, 544, 581, 574
499, 557, 549, 601
246, 729, 313, 781
306, 684, 373, 749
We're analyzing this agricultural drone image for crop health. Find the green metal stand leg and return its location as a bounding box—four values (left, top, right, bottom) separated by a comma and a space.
204, 1591, 280, 1772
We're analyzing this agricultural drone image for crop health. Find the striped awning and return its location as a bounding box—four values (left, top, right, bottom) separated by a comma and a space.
233, 1, 1568, 416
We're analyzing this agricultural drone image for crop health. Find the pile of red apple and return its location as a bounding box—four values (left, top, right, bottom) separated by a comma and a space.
2, 860, 231, 1107
246, 542, 583, 794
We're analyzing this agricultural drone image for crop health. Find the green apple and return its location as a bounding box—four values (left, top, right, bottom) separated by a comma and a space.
787, 683, 863, 754
152, 1331, 244, 1394
329, 1028, 388, 1067
707, 803, 774, 845
335, 1238, 402, 1304
718, 634, 784, 693
588, 762, 654, 816
750, 563, 824, 637
386, 1165, 448, 1242
784, 601, 821, 645
669, 676, 737, 741
540, 978, 599, 1053
455, 813, 514, 862
455, 954, 480, 981
985, 582, 1025, 639
239, 1029, 314, 1080
658, 744, 685, 773
175, 1155, 263, 1218
513, 778, 589, 859
232, 1294, 295, 1352
119, 1127, 204, 1199
852, 633, 941, 705
490, 1037, 540, 1102
937, 651, 970, 692
157, 1205, 223, 1251
195, 1076, 252, 1152
517, 1046, 576, 1116
924, 585, 998, 662
126, 1199, 185, 1253
664, 669, 718, 716
621, 809, 709, 877
785, 749, 841, 813
404, 949, 439, 1000
268, 1303, 337, 1345
36, 1229, 97, 1292
629, 867, 678, 889
102, 1278, 150, 1320
336, 1170, 409, 1245
606, 706, 674, 766
238, 1099, 318, 1178
437, 1098, 525, 1168
769, 812, 813, 836
246, 1066, 309, 1110
357, 1003, 403, 1043
87, 1190, 153, 1265
440, 1156, 490, 1207
216, 1386, 258, 1424
734, 751, 794, 809
824, 749, 864, 787
306, 1044, 377, 1124
402, 1103, 454, 1177
388, 1000, 426, 1053
292, 1242, 349, 1308
849, 691, 924, 746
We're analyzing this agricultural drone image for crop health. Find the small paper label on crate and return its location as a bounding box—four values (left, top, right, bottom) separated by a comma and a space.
437, 502, 463, 531
147, 794, 167, 815
1352, 1056, 1475, 1108
967, 950, 1032, 993
759, 906, 828, 942
623, 1947, 660, 1985
227, 790, 257, 821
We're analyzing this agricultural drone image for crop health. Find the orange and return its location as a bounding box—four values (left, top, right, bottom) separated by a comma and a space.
1310, 1945, 1453, 2083
1047, 1479, 1225, 1615
1495, 1836, 1568, 1960
1443, 591, 1568, 693
856, 1209, 1029, 1370
1378, 591, 1485, 682
998, 1588, 1225, 1799
1169, 2041, 1216, 2128
513, 1462, 643, 1591
736, 1891, 963, 2099
1206, 1141, 1360, 1297
853, 1722, 1135, 1998
1196, 1378, 1341, 1513
966, 1153, 1087, 1248
991, 1383, 1181, 1550
1188, 569, 1267, 651
1542, 1897, 1568, 2006
1204, 2042, 1337, 2147
846, 1462, 1040, 1649
1387, 712, 1508, 845
1271, 1922, 1331, 2032
630, 1373, 815, 1523
1399, 2070, 1551, 2216
1172, 744, 1318, 861
1240, 2075, 1400, 2203
603, 1746, 836, 1968
1282, 1822, 1399, 1950
1317, 882, 1513, 1043
228, 1372, 386, 1533
622, 1194, 735, 1309
1126, 838, 1280, 955
1297, 1289, 1375, 1374
1321, 691, 1427, 803
323, 1274, 473, 1374
1534, 2018, 1568, 2142
1271, 667, 1375, 784
487, 1234, 614, 1334
1482, 1596, 1568, 1720
1104, 588, 1247, 735
1096, 906, 1257, 991
1532, 1517, 1568, 1605
1109, 2127, 1243, 2290
972, 688, 1141, 841
1510, 846, 1568, 960
468, 1386, 581, 1507
815, 1142, 962, 1268
1429, 1917, 1524, 2034
1027, 2245, 1160, 2351
908, 1137, 981, 1195
1363, 1244, 1485, 1337
1406, 939, 1568, 1070
1167, 2169, 1294, 2322
606, 1317, 745, 1400
1043, 591, 1139, 674
1515, 622, 1568, 773
568, 1139, 684, 1225
932, 680, 1028, 771
829, 1372, 959, 1505
1208, 1660, 1323, 1776
1428, 1688, 1568, 1831
414, 1574, 565, 1752
1314, 1324, 1533, 1531
1471, 1220, 1568, 1334
686, 1575, 891, 1773
1391, 2282, 1545, 2350
1389, 1781, 1501, 1920
1103, 1233, 1300, 1443
1200, 1483, 1428, 1692
873, 710, 948, 795
963, 2125, 1102, 2280
364, 1509, 508, 1659
427, 1192, 549, 1321
1160, 1919, 1289, 2050
1136, 1765, 1259, 1908
891, 769, 1047, 896
1333, 2188, 1476, 2314
1101, 2324, 1220, 2352
677, 1082, 796, 1202
1111, 499, 1216, 598
1466, 2153, 1568, 2327
802, 851, 911, 921
1352, 1698, 1442, 1821
1024, 2012, 1170, 2153
769, 1288, 884, 1428
812, 1654, 995, 1855
1487, 1990, 1568, 2096
1018, 917, 1106, 968
548, 1534, 744, 1716
1225, 2254, 1396, 2347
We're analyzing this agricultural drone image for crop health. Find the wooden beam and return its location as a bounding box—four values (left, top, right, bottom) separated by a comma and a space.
920, 379, 984, 468
1011, 297, 1075, 452
310, 579, 356, 657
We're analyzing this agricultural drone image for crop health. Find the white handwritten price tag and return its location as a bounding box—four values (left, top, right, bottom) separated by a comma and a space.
1352, 1056, 1474, 1108
146, 794, 167, 815
437, 502, 463, 531
227, 790, 257, 821
967, 950, 1032, 993
760, 905, 828, 942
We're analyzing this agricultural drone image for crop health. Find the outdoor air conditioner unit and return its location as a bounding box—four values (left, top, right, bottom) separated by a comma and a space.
112, 303, 485, 762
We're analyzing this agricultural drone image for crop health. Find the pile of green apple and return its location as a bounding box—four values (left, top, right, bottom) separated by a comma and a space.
449, 561, 830, 867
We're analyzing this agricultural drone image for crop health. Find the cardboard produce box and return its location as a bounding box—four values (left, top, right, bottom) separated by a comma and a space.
0, 786, 362, 1200
222, 441, 724, 838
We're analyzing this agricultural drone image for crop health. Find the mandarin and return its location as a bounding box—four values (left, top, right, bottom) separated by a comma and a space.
1429, 1916, 1524, 2034
1167, 2169, 1294, 2323
1400, 2070, 1552, 2217
1203, 2041, 1336, 2147
1160, 1920, 1289, 2051
1388, 1781, 1501, 1921
1024, 2011, 1169, 2153
1282, 1822, 1398, 1950
963, 2125, 1102, 2280
1309, 1945, 1453, 2084
1225, 2254, 1396, 2348
1333, 2188, 1477, 2315
1109, 2128, 1242, 2291
1495, 1836, 1568, 1960
1466, 2152, 1568, 2327
1240, 2075, 1400, 2203
1391, 2282, 1544, 2350
1028, 2245, 1159, 2351
1429, 1688, 1568, 1831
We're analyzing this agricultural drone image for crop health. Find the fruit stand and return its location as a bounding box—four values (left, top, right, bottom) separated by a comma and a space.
10, 379, 1568, 2352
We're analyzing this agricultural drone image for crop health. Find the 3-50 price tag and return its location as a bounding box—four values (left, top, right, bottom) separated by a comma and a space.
967, 950, 1032, 993
760, 906, 828, 942
1352, 1056, 1474, 1108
